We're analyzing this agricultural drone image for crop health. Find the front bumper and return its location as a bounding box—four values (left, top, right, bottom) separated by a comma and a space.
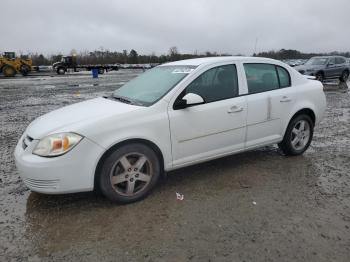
14, 134, 105, 194
298, 70, 315, 76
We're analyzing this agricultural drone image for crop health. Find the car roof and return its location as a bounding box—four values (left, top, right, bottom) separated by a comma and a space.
162, 56, 279, 66
311, 56, 345, 59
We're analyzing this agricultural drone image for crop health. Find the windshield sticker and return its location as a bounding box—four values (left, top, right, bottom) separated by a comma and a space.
172, 68, 194, 74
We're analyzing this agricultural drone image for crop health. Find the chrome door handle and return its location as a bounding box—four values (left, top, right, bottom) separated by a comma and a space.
280, 96, 292, 102
228, 105, 243, 113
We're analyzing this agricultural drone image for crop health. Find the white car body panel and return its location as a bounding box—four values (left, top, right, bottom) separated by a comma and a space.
26, 97, 143, 139
14, 135, 105, 193
14, 56, 327, 194
168, 96, 247, 168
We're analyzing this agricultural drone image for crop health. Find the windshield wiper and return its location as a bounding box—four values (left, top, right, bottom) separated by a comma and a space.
110, 95, 132, 104
106, 95, 145, 106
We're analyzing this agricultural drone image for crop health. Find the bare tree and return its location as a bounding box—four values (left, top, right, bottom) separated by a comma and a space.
169, 46, 179, 61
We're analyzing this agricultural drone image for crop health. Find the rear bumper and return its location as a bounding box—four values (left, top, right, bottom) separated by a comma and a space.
14, 135, 105, 194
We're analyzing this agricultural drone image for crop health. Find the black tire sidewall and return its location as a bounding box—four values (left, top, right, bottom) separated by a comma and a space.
279, 115, 314, 156
57, 67, 65, 75
3, 65, 16, 77
316, 72, 323, 82
20, 65, 30, 76
99, 143, 161, 204
340, 71, 349, 82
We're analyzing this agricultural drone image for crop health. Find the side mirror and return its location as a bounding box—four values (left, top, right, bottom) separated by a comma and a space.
327, 62, 334, 67
174, 93, 205, 110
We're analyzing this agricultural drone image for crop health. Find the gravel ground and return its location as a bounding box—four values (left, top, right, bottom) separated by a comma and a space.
0, 71, 349, 262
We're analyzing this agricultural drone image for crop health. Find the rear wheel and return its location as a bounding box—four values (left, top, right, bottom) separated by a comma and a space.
278, 114, 314, 156
2, 65, 17, 77
340, 70, 349, 82
99, 143, 161, 204
315, 72, 324, 82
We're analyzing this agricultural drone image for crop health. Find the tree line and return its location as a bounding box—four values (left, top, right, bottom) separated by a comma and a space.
21, 47, 350, 66
254, 49, 350, 60
21, 47, 228, 66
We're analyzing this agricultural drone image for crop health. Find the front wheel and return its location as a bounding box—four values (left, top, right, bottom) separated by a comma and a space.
2, 65, 17, 77
98, 143, 161, 204
315, 72, 324, 82
57, 67, 66, 75
340, 70, 349, 82
278, 114, 314, 156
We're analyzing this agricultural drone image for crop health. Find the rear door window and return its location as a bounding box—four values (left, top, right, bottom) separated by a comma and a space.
244, 64, 292, 94
335, 57, 346, 64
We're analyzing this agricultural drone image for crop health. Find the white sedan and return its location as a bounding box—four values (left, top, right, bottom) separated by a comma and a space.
14, 57, 326, 203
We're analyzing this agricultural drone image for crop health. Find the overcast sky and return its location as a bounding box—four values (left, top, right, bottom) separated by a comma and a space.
1, 0, 349, 56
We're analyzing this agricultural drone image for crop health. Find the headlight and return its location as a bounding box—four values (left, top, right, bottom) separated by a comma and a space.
33, 133, 83, 157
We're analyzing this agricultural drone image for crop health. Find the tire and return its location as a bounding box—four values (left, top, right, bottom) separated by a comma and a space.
98, 143, 161, 204
340, 70, 349, 82
57, 67, 66, 75
2, 65, 17, 77
98, 68, 104, 74
20, 64, 31, 76
278, 114, 314, 156
315, 72, 324, 82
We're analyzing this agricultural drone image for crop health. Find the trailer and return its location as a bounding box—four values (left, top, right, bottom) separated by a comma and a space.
52, 56, 119, 75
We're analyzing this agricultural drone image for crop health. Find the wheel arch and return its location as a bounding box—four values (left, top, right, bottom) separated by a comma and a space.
316, 70, 324, 76
93, 138, 165, 191
291, 108, 316, 125
282, 107, 316, 139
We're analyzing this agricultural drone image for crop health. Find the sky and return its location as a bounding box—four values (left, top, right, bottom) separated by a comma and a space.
1, 0, 349, 56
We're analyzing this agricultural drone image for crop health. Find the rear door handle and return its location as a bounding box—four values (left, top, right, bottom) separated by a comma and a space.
280, 96, 292, 103
228, 105, 243, 113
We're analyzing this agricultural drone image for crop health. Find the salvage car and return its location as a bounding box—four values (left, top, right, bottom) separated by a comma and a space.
15, 57, 326, 203
295, 56, 349, 82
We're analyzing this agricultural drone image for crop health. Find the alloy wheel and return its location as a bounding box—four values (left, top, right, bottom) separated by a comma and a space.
290, 120, 311, 151
109, 153, 153, 196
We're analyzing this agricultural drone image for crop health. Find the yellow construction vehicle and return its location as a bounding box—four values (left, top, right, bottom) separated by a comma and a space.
0, 52, 33, 77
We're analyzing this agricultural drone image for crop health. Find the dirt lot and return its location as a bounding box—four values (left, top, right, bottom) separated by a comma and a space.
0, 71, 349, 262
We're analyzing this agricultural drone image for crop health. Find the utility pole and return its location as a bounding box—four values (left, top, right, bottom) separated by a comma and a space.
254, 37, 258, 55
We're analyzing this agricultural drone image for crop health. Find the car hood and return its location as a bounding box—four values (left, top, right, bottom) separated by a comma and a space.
26, 97, 142, 139
294, 64, 323, 71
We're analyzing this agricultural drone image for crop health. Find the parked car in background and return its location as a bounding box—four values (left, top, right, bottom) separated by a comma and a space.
283, 59, 306, 67
295, 56, 349, 82
15, 57, 326, 204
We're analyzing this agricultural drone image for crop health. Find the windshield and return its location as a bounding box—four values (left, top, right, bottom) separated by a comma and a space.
305, 57, 328, 66
113, 65, 196, 106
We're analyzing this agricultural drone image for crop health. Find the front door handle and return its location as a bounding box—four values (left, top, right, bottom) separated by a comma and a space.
280, 96, 292, 103
228, 105, 243, 113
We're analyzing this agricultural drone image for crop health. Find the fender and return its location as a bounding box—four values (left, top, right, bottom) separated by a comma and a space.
281, 101, 317, 138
